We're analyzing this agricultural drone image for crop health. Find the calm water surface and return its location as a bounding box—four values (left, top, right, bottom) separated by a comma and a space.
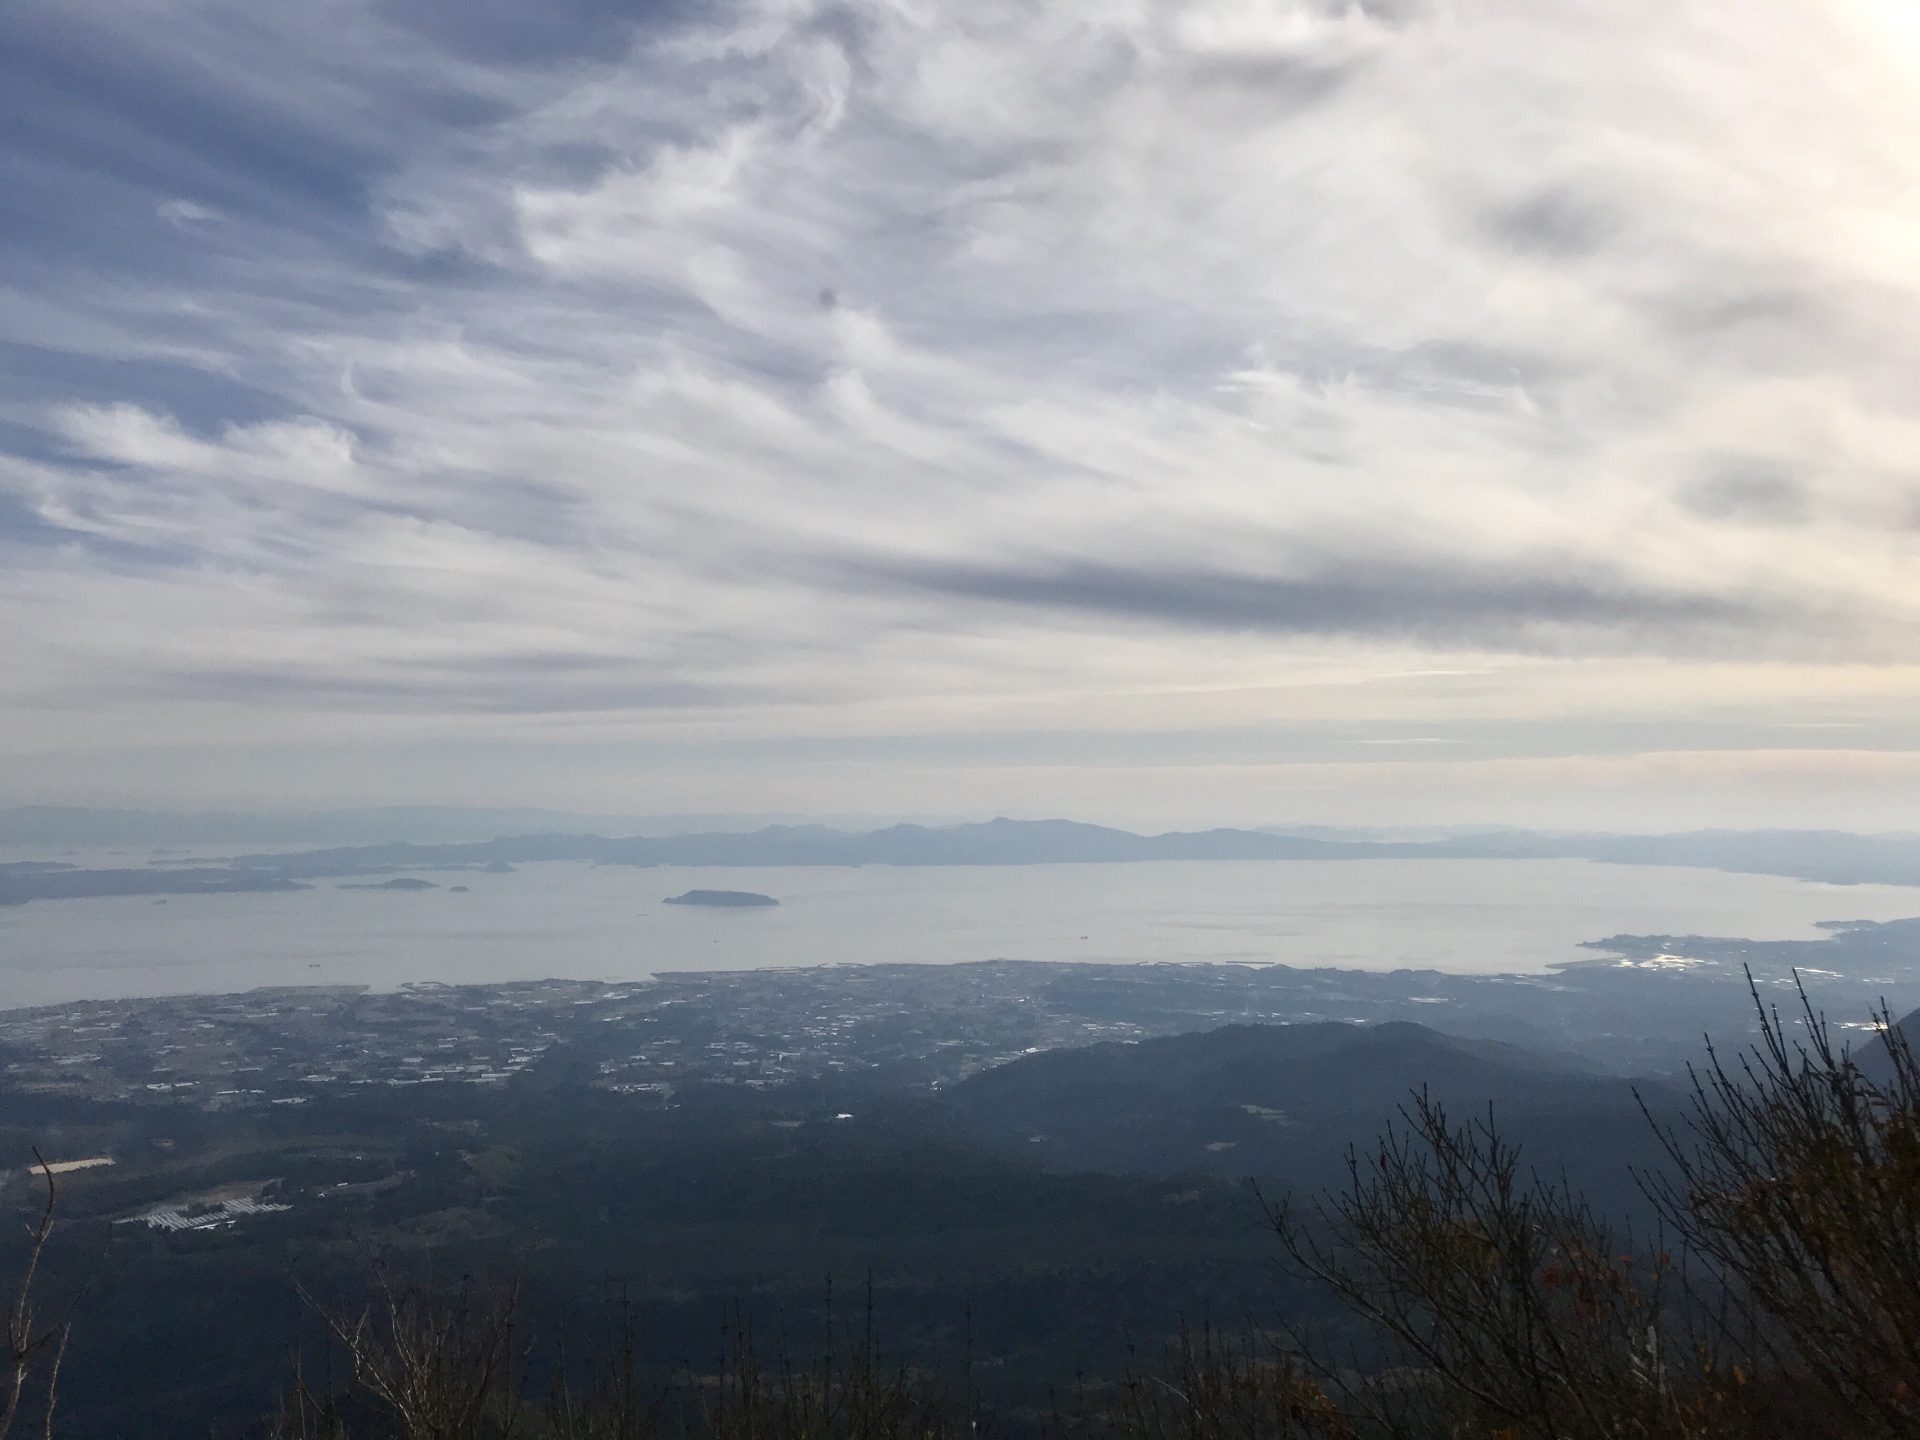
2, 858, 1918, 1009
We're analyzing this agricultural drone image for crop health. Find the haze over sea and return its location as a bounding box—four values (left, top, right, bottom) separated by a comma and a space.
5, 857, 1920, 1010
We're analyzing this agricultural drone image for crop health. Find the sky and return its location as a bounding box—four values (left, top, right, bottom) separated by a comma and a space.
4, 0, 1920, 832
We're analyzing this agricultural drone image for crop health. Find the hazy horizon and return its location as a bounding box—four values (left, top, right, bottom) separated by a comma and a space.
8, 801, 1920, 850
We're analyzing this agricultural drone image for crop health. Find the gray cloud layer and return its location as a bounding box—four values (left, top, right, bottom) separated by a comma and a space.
3, 0, 1920, 817
846, 552, 1768, 653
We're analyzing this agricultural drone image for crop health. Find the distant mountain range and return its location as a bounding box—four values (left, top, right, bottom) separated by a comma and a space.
221, 817, 1416, 875
6, 812, 1920, 904
222, 816, 1920, 886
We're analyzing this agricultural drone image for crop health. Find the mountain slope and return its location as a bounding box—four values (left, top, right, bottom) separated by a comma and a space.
946, 1021, 1670, 1213
1853, 1002, 1920, 1086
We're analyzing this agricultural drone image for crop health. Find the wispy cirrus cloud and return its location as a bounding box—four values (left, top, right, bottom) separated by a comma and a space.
4, 0, 1920, 823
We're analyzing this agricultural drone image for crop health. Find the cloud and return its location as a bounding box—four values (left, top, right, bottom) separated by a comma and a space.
2, 0, 1920, 817
840, 551, 1769, 655
156, 198, 220, 229
1678, 464, 1810, 527
1479, 188, 1617, 262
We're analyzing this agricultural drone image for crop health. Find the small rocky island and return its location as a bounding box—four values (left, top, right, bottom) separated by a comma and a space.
339, 877, 440, 891
663, 889, 779, 908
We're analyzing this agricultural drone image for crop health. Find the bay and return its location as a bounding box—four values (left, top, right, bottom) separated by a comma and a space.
3, 857, 1920, 1009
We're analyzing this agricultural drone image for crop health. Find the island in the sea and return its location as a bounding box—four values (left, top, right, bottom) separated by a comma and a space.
663, 889, 779, 908
339, 877, 440, 891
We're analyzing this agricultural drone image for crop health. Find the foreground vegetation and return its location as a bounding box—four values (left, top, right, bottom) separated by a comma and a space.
6, 980, 1918, 1439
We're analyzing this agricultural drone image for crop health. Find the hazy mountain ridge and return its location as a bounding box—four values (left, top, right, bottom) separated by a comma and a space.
223, 817, 1920, 887
217, 817, 1397, 875
8, 813, 1920, 905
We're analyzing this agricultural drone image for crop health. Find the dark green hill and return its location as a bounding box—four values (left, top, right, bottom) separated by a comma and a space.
1854, 1001, 1920, 1085
948, 1021, 1669, 1213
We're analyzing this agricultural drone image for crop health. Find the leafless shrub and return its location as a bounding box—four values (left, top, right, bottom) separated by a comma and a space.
1254, 975, 1920, 1438
540, 1291, 653, 1440
1106, 1324, 1351, 1440
0, 1153, 68, 1440
1641, 975, 1920, 1437
280, 1277, 953, 1440
1267, 1093, 1727, 1440
288, 1269, 525, 1440
687, 1294, 953, 1440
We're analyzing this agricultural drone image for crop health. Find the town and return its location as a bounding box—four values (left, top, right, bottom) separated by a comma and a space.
6, 925, 1907, 1124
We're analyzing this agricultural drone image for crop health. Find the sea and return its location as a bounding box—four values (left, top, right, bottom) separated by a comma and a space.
3, 856, 1920, 1010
